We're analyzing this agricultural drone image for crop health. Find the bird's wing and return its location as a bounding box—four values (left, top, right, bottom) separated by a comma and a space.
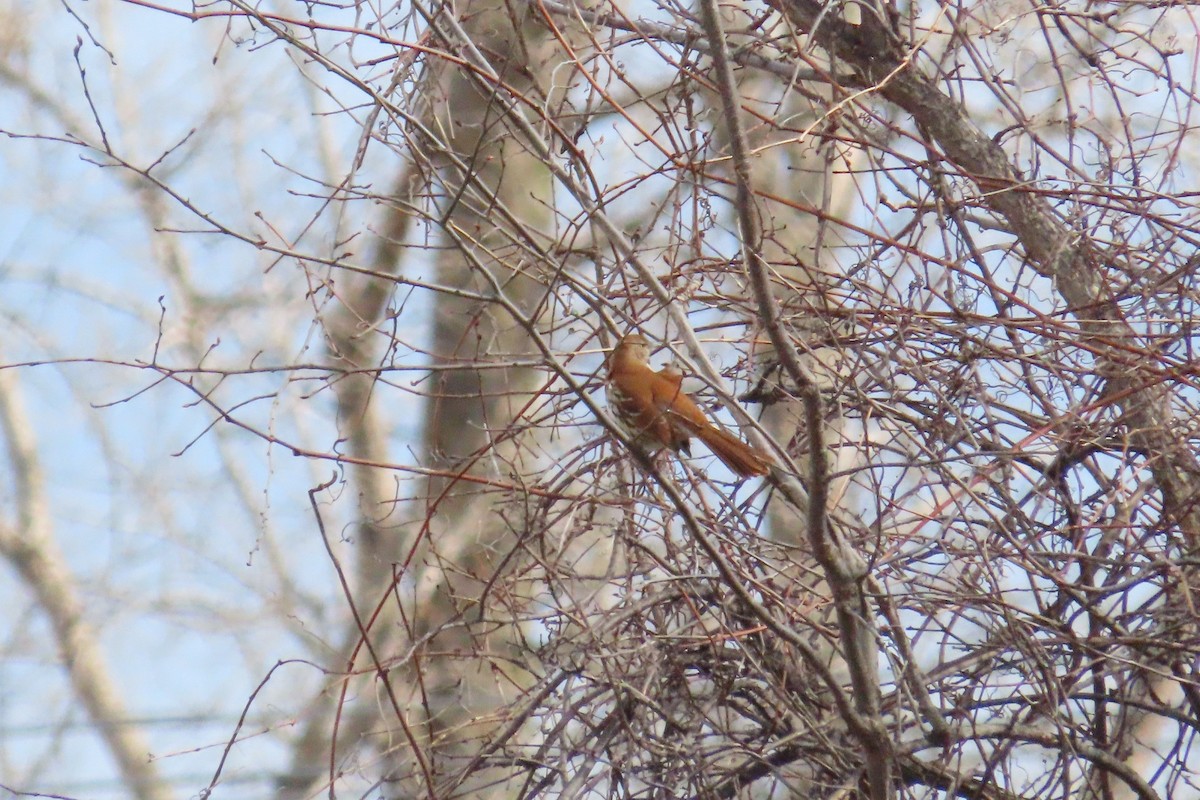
650, 377, 709, 434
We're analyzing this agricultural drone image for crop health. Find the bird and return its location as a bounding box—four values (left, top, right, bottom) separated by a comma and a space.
605, 332, 772, 477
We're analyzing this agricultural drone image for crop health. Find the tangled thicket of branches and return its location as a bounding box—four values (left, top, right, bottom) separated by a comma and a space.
5, 0, 1200, 798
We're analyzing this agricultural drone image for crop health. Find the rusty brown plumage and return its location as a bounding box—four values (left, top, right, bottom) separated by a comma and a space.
605, 333, 771, 477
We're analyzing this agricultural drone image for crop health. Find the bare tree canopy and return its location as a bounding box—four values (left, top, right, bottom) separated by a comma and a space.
1, 0, 1199, 798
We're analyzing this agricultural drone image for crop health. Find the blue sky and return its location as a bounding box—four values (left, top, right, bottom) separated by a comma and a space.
5, 0, 1200, 797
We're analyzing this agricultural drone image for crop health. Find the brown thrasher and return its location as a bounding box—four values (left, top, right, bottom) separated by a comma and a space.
605, 332, 772, 477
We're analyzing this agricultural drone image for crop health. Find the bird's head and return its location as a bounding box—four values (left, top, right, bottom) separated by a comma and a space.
612, 332, 651, 365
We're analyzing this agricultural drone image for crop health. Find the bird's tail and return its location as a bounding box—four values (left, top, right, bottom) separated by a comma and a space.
695, 426, 772, 477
